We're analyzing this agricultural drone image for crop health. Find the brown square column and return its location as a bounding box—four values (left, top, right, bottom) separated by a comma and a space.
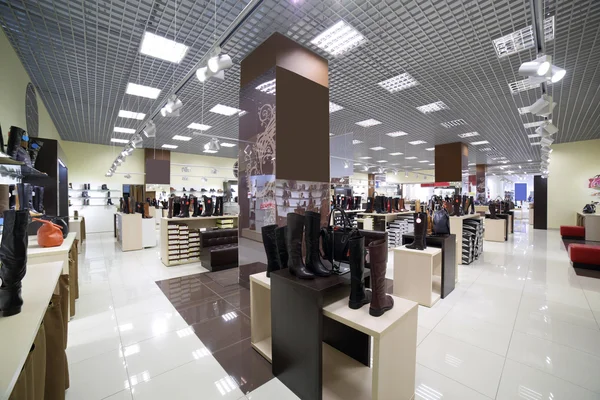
434, 142, 468, 183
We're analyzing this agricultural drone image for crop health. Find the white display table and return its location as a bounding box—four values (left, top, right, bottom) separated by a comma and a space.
28, 232, 76, 275
484, 218, 507, 242
0, 261, 63, 399
68, 218, 84, 253
250, 272, 272, 362
393, 245, 442, 307
577, 212, 600, 242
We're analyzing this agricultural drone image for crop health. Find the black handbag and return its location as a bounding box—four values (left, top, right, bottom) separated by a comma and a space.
433, 208, 450, 234
321, 207, 360, 267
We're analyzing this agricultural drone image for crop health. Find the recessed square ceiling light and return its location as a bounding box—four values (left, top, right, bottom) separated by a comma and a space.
457, 132, 479, 138
416, 101, 448, 114
426, 147, 435, 151
389, 152, 403, 156
356, 119, 382, 127
479, 147, 492, 151
352, 139, 363, 144
429, 163, 435, 166
172, 135, 192, 141
468, 163, 476, 166
187, 123, 211, 131
470, 140, 490, 145
370, 146, 385, 151
353, 163, 362, 166
441, 119, 467, 128
119, 110, 146, 120
528, 133, 542, 138
531, 142, 541, 146
517, 106, 531, 115
500, 160, 510, 164
114, 127, 136, 134
256, 79, 276, 95
329, 133, 335, 136
408, 140, 427, 145
492, 17, 554, 58
359, 156, 372, 160
203, 149, 218, 154
140, 32, 189, 63
162, 144, 178, 149
220, 142, 236, 147
111, 138, 129, 144
378, 73, 419, 93
238, 110, 247, 117
311, 21, 366, 56
210, 104, 241, 116
329, 102, 343, 113
405, 156, 417, 160
126, 83, 161, 99
390, 163, 400, 166
523, 120, 551, 129
492, 156, 507, 160
418, 160, 429, 163
386, 131, 408, 137
376, 160, 387, 163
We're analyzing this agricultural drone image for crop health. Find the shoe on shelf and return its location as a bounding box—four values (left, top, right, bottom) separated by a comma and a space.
210, 189, 215, 193
201, 188, 207, 193
182, 187, 187, 192
190, 188, 196, 192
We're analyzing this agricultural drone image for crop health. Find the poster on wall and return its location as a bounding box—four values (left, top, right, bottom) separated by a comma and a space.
515, 183, 527, 201
589, 175, 600, 197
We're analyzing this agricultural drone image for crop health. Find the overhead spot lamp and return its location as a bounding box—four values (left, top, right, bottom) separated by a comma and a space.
535, 121, 558, 137
196, 67, 225, 83
343, 160, 349, 169
518, 57, 551, 77
161, 95, 182, 117
540, 136, 554, 149
550, 66, 566, 83
143, 120, 156, 138
204, 138, 220, 152
131, 134, 144, 148
208, 54, 233, 73
529, 94, 556, 117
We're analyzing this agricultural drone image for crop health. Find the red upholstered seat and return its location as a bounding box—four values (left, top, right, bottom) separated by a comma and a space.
560, 225, 585, 238
569, 244, 600, 266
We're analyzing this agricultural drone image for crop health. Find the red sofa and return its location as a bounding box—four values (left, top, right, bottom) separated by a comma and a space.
560, 225, 585, 239
569, 244, 600, 270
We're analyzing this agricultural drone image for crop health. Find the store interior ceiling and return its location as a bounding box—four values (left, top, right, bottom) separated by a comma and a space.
1, 0, 599, 177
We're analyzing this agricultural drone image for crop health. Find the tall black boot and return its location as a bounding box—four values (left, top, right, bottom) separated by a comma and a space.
262, 225, 281, 277
489, 203, 498, 219
348, 236, 371, 309
6, 126, 24, 159
366, 197, 374, 213
469, 196, 475, 214
304, 211, 331, 277
202, 196, 213, 217
212, 196, 220, 216
191, 196, 199, 217
462, 195, 467, 215
0, 210, 29, 317
406, 212, 427, 250
275, 226, 288, 270
167, 198, 174, 218
28, 139, 43, 168
107, 191, 113, 205
177, 196, 189, 218
219, 197, 224, 216
35, 186, 44, 214
286, 213, 314, 279
452, 195, 461, 216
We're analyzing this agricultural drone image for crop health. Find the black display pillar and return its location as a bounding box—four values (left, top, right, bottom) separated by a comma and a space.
534, 175, 548, 229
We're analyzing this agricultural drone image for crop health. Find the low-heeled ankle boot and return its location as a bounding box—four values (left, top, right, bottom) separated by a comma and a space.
304, 211, 331, 277
286, 213, 314, 279
0, 210, 29, 317
261, 225, 280, 277
406, 212, 427, 250
348, 236, 371, 309
275, 226, 288, 270
368, 239, 394, 317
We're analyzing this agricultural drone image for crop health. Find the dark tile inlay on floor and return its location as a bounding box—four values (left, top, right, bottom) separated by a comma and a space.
156, 266, 274, 393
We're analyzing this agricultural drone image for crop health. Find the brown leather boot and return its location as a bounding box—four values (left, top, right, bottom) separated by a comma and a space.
167, 197, 174, 218
368, 239, 394, 317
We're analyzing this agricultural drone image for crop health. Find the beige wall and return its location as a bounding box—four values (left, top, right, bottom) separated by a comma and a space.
0, 28, 62, 146
548, 138, 600, 229
170, 152, 237, 191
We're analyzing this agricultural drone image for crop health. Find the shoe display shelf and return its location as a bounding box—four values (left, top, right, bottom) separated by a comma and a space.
462, 219, 484, 265
388, 215, 414, 248
250, 270, 418, 400
356, 211, 413, 232
159, 215, 238, 266
393, 245, 442, 307
275, 183, 326, 216
69, 183, 120, 233
484, 218, 508, 242
449, 214, 483, 268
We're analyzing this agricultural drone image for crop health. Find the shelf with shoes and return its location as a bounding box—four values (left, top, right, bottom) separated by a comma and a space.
449, 214, 482, 269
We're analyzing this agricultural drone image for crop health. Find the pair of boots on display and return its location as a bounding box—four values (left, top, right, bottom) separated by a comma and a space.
82, 183, 91, 190
261, 211, 331, 279
13, 184, 43, 216
348, 237, 394, 317
406, 212, 428, 250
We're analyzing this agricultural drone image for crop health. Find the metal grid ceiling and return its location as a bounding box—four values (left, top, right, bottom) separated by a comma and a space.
1, 0, 599, 175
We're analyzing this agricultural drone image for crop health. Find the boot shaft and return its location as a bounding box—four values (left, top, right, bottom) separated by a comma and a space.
275, 226, 288, 269
286, 213, 305, 262
0, 210, 29, 273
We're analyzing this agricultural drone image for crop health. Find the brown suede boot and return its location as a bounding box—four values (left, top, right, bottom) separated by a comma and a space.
368, 239, 394, 317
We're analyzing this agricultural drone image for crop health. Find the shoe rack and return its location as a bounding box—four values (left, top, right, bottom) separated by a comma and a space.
449, 214, 483, 267
69, 182, 120, 233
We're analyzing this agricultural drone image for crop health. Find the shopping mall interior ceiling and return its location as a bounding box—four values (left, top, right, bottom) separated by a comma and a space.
1, 0, 599, 175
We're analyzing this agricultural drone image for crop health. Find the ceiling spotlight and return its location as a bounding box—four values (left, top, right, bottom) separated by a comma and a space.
394, 170, 398, 175
204, 138, 220, 152
208, 54, 233, 73
344, 160, 349, 169
405, 170, 408, 178
125, 146, 134, 155
363, 165, 369, 172
105, 171, 113, 177
120, 149, 128, 157
535, 121, 558, 137
115, 156, 124, 165
540, 136, 554, 149
529, 94, 556, 117
196, 66, 225, 83
518, 57, 551, 77
551, 66, 566, 83
211, 168, 217, 174
131, 134, 144, 148
378, 167, 384, 174
143, 120, 156, 138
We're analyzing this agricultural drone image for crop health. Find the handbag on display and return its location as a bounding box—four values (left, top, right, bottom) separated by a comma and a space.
321, 206, 360, 273
432, 208, 451, 235
583, 203, 597, 214
33, 218, 64, 247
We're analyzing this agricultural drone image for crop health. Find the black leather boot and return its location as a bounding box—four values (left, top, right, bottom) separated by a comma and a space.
177, 196, 190, 218
366, 197, 374, 213
101, 184, 108, 190
202, 196, 213, 217
191, 196, 199, 217
406, 212, 427, 250
167, 198, 174, 218
368, 239, 394, 317
0, 210, 29, 317
6, 126, 25, 159
348, 236, 371, 309
36, 186, 45, 214
275, 226, 288, 270
286, 213, 314, 279
489, 203, 498, 219
28, 139, 43, 168
107, 191, 113, 206
469, 196, 475, 214
304, 211, 331, 277
452, 195, 461, 216
262, 225, 281, 277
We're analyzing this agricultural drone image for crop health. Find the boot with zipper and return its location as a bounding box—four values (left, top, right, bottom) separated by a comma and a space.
0, 210, 29, 317
286, 213, 314, 279
368, 239, 394, 317
304, 211, 331, 277
177, 196, 190, 218
348, 235, 371, 309
406, 212, 427, 250
261, 225, 281, 277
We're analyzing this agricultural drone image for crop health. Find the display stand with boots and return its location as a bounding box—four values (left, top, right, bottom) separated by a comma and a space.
406, 212, 427, 250
286, 213, 314, 279
304, 211, 331, 277
488, 203, 498, 219
0, 210, 29, 317
348, 235, 371, 309
368, 239, 394, 317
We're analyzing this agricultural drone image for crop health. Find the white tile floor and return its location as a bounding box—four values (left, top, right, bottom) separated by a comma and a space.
67, 221, 600, 399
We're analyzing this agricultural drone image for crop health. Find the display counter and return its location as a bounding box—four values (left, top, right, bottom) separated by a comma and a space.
28, 232, 76, 275
115, 213, 156, 251
393, 245, 442, 307
449, 214, 482, 268
484, 219, 507, 242
356, 211, 413, 231
0, 261, 63, 400
577, 212, 600, 242
68, 217, 86, 253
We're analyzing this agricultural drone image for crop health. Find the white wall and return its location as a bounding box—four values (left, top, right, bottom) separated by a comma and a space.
548, 138, 600, 229
170, 152, 237, 193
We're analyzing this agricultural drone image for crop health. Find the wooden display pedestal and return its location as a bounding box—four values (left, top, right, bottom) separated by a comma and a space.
449, 214, 482, 267
484, 218, 507, 242
393, 245, 442, 307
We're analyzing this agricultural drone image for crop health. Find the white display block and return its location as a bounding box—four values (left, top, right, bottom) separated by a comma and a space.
68, 218, 83, 253
141, 218, 156, 247
393, 245, 442, 307
0, 261, 63, 399
449, 214, 481, 267
578, 212, 600, 242
115, 213, 143, 251
27, 232, 77, 275
484, 219, 506, 242
250, 272, 272, 362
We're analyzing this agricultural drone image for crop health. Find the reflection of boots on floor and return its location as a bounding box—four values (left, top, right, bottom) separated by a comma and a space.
368, 239, 394, 317
0, 210, 29, 317
348, 236, 371, 309
286, 213, 314, 279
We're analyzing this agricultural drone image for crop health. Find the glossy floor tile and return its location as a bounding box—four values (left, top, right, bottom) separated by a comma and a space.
68, 222, 600, 399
